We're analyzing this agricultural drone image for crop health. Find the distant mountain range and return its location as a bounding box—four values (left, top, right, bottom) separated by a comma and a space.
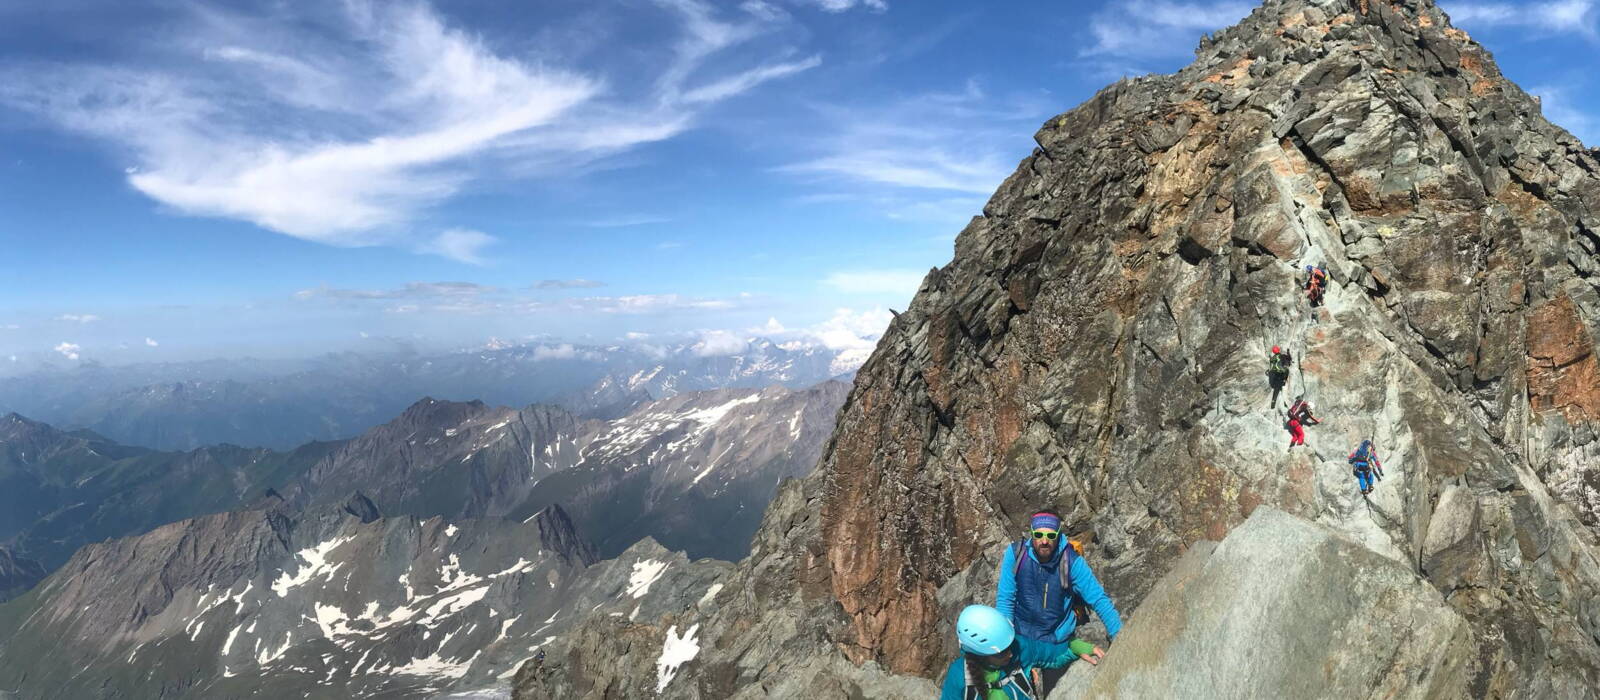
1, 380, 844, 583
0, 500, 730, 698
0, 338, 860, 451
0, 372, 846, 696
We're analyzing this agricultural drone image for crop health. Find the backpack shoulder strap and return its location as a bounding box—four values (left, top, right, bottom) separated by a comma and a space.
1011, 540, 1027, 577
1058, 544, 1077, 589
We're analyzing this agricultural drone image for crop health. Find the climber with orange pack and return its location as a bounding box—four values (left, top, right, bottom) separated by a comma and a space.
1304, 264, 1328, 307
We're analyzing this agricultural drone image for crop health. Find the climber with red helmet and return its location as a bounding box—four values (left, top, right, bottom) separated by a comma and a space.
939, 604, 1100, 700
1267, 345, 1293, 405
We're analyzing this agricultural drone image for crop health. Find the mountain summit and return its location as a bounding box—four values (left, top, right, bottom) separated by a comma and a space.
526, 0, 1600, 696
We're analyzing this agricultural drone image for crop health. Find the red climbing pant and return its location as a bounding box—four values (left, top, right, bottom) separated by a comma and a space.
1288, 418, 1305, 447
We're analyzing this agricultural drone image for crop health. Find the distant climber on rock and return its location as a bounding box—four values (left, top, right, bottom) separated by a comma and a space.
1268, 346, 1293, 405
995, 511, 1121, 695
1349, 439, 1383, 495
940, 604, 1099, 700
1304, 265, 1328, 307
1288, 397, 1320, 427
1285, 397, 1318, 450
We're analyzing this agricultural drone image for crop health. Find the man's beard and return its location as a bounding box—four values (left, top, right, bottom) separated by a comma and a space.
1033, 541, 1055, 560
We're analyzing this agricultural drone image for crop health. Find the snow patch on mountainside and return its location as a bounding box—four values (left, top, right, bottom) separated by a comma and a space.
626, 559, 668, 598
272, 536, 354, 597
655, 624, 700, 692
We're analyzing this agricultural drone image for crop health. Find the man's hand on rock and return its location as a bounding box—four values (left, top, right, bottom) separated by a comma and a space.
1078, 645, 1106, 665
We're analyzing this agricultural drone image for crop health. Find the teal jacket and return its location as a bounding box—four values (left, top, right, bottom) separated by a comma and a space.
937, 637, 1080, 700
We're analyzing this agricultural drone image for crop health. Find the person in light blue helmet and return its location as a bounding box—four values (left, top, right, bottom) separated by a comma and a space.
939, 604, 1098, 700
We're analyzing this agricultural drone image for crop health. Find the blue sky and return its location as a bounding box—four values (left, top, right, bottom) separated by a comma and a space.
1, 0, 1595, 366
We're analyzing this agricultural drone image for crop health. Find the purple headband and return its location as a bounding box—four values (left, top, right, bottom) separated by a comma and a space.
1029, 513, 1061, 531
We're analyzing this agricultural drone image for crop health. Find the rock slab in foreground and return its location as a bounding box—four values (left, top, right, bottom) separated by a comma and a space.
1051, 507, 1473, 699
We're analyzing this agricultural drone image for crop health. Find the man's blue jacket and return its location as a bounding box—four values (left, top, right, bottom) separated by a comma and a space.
995, 541, 1122, 643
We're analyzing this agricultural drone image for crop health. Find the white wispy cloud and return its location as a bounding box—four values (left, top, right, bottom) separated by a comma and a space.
724, 306, 890, 372
589, 293, 738, 314
795, 0, 888, 12
692, 329, 749, 356
0, 0, 817, 259
53, 342, 81, 360
822, 268, 925, 296
145, 337, 159, 347
1080, 0, 1254, 59
307, 286, 748, 316
778, 80, 1047, 199
532, 343, 580, 360
532, 279, 607, 289
681, 55, 823, 104
418, 228, 496, 266
295, 281, 496, 300
581, 215, 672, 228
57, 314, 101, 323
0, 324, 18, 330
1443, 0, 1598, 38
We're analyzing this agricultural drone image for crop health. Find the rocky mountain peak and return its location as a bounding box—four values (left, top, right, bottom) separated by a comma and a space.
342, 490, 382, 523
525, 0, 1600, 695
395, 396, 490, 426
0, 411, 59, 442
529, 503, 599, 567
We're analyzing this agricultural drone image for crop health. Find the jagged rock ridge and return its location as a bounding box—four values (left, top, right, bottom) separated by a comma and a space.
526, 0, 1600, 696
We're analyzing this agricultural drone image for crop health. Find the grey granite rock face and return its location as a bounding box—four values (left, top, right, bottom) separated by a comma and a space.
1049, 507, 1474, 699
526, 0, 1600, 696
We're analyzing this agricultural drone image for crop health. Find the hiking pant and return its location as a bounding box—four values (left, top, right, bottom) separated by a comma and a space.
1355, 468, 1373, 493
1287, 419, 1305, 446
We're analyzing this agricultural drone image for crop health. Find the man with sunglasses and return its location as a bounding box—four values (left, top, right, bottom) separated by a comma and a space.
995, 511, 1122, 693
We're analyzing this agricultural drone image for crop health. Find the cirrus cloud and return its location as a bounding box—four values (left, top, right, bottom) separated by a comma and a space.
0, 0, 819, 260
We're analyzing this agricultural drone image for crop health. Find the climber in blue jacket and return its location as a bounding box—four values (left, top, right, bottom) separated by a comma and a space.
939, 604, 1095, 700
996, 510, 1123, 644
